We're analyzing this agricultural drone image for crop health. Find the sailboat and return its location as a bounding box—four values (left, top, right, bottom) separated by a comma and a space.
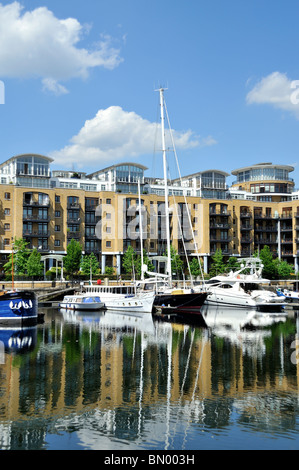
138, 88, 207, 315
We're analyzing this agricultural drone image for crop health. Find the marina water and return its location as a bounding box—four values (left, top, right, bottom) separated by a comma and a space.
1, 305, 299, 450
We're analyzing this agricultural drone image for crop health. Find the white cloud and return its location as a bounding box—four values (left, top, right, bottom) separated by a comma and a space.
49, 106, 216, 169
0, 2, 123, 93
42, 78, 69, 96
246, 71, 299, 118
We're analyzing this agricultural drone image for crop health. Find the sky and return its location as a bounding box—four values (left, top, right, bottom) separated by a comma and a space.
1, 0, 299, 186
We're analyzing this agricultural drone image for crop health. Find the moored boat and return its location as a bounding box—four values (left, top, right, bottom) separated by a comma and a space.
84, 284, 155, 313
0, 290, 38, 325
59, 293, 105, 311
204, 258, 286, 312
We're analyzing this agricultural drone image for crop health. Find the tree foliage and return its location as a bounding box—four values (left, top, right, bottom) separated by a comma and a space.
209, 249, 226, 277
122, 246, 136, 276
122, 247, 155, 279
4, 238, 30, 275
258, 246, 294, 280
26, 249, 43, 278
189, 257, 203, 278
63, 239, 82, 275
80, 252, 100, 277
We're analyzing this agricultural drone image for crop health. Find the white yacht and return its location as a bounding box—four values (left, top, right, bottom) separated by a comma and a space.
59, 293, 105, 311
204, 258, 286, 312
84, 284, 155, 313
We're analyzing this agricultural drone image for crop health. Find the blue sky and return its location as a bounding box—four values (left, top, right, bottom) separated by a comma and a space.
1, 0, 299, 186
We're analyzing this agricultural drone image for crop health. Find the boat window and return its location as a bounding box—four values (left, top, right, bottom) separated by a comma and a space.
221, 284, 233, 289
206, 279, 221, 284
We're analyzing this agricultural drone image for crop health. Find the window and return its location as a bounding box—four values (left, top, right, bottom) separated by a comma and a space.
4, 223, 10, 230
106, 241, 111, 247
106, 213, 111, 219
54, 240, 60, 247
106, 198, 111, 204
55, 210, 61, 217
55, 195, 60, 203
106, 226, 111, 233
4, 192, 10, 200
55, 225, 60, 232
4, 208, 10, 215
4, 238, 10, 246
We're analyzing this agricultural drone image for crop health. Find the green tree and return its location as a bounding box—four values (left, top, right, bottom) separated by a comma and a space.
63, 239, 82, 279
209, 249, 226, 277
26, 249, 43, 277
80, 252, 100, 277
104, 266, 115, 275
4, 238, 30, 275
226, 257, 241, 272
189, 257, 203, 278
274, 259, 294, 279
259, 245, 277, 280
26, 249, 43, 285
122, 246, 137, 277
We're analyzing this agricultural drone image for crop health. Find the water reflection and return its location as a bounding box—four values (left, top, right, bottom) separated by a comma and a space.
0, 306, 298, 450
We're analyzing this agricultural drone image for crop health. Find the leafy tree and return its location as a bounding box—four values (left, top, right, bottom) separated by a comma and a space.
63, 239, 82, 278
122, 246, 137, 277
209, 249, 226, 277
80, 252, 100, 277
259, 245, 277, 280
274, 259, 294, 279
226, 257, 241, 272
4, 238, 30, 275
26, 249, 43, 277
189, 257, 203, 278
104, 266, 115, 275
258, 245, 294, 280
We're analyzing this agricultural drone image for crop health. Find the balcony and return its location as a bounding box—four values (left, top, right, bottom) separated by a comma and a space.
210, 236, 231, 243
254, 213, 275, 219
23, 214, 50, 222
67, 217, 81, 224
240, 212, 252, 218
240, 237, 253, 244
23, 230, 50, 238
209, 210, 231, 216
67, 202, 80, 209
67, 231, 80, 239
23, 200, 50, 207
210, 222, 230, 229
85, 232, 98, 239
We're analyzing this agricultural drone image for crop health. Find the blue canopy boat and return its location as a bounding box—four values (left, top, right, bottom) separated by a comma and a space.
0, 290, 38, 325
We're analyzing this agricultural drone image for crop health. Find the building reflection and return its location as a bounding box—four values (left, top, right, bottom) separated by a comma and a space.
0, 307, 298, 449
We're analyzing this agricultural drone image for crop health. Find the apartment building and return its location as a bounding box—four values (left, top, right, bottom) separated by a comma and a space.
0, 154, 298, 274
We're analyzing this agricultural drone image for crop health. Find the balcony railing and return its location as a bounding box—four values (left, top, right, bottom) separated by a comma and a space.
23, 230, 50, 237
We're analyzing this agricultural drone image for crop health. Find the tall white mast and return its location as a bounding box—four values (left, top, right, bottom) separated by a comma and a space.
159, 88, 172, 287
138, 179, 144, 281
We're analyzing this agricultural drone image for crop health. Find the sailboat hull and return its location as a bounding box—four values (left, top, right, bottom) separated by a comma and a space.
153, 292, 207, 314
